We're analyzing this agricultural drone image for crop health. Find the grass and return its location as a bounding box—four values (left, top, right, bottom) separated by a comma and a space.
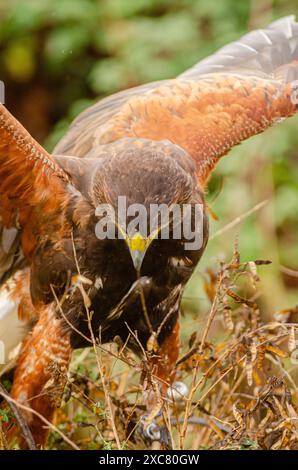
2, 241, 296, 450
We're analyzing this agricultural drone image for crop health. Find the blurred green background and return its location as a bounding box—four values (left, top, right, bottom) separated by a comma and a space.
0, 0, 297, 322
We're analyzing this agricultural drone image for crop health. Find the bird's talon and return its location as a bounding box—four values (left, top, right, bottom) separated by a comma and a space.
140, 420, 161, 442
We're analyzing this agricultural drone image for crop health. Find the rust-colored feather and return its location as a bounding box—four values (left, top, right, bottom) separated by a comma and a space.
0, 105, 70, 259
2, 16, 298, 450
94, 77, 297, 184
9, 305, 72, 448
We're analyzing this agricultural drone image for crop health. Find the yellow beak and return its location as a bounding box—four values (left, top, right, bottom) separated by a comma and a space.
116, 222, 161, 271
127, 232, 149, 271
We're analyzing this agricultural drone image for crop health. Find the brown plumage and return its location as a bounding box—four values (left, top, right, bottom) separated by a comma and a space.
1, 16, 298, 448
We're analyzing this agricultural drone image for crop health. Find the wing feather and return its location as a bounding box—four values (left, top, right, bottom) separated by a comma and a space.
54, 81, 167, 157
93, 75, 296, 183
54, 16, 298, 184
0, 104, 69, 285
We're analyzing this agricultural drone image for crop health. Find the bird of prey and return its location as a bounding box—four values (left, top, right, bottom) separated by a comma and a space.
0, 16, 298, 447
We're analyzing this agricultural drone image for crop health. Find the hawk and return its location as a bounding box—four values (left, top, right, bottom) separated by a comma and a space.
0, 16, 298, 447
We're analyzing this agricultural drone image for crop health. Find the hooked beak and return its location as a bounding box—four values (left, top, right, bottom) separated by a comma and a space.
126, 230, 160, 271
130, 249, 144, 271
116, 220, 161, 271
127, 232, 149, 271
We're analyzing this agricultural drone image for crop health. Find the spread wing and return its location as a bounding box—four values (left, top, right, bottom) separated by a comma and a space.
55, 16, 298, 185
55, 80, 168, 158
0, 104, 70, 285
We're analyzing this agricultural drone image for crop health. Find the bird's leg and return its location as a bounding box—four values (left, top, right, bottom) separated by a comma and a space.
143, 320, 180, 413
152, 320, 180, 391
139, 320, 181, 445
7, 306, 72, 449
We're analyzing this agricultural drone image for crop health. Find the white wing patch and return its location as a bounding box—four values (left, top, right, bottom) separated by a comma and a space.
0, 274, 30, 374
0, 288, 16, 320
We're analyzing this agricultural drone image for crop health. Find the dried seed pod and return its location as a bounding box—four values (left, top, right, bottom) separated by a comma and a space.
266, 344, 287, 358
188, 331, 197, 349
257, 340, 266, 370
232, 403, 244, 427
285, 386, 293, 405
226, 289, 256, 309
245, 353, 253, 387
254, 259, 272, 265
251, 338, 257, 363
223, 306, 234, 331
248, 261, 260, 283
288, 326, 296, 353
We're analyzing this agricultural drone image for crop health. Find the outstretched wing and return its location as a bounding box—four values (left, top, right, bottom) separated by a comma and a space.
0, 104, 70, 285
55, 16, 298, 185
55, 81, 168, 158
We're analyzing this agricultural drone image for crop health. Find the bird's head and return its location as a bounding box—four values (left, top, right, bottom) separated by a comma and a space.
52, 138, 207, 278
27, 138, 208, 310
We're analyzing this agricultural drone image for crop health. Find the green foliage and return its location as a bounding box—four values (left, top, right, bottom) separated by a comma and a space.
0, 407, 11, 423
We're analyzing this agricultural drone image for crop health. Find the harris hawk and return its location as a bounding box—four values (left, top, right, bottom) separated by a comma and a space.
1, 16, 298, 447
